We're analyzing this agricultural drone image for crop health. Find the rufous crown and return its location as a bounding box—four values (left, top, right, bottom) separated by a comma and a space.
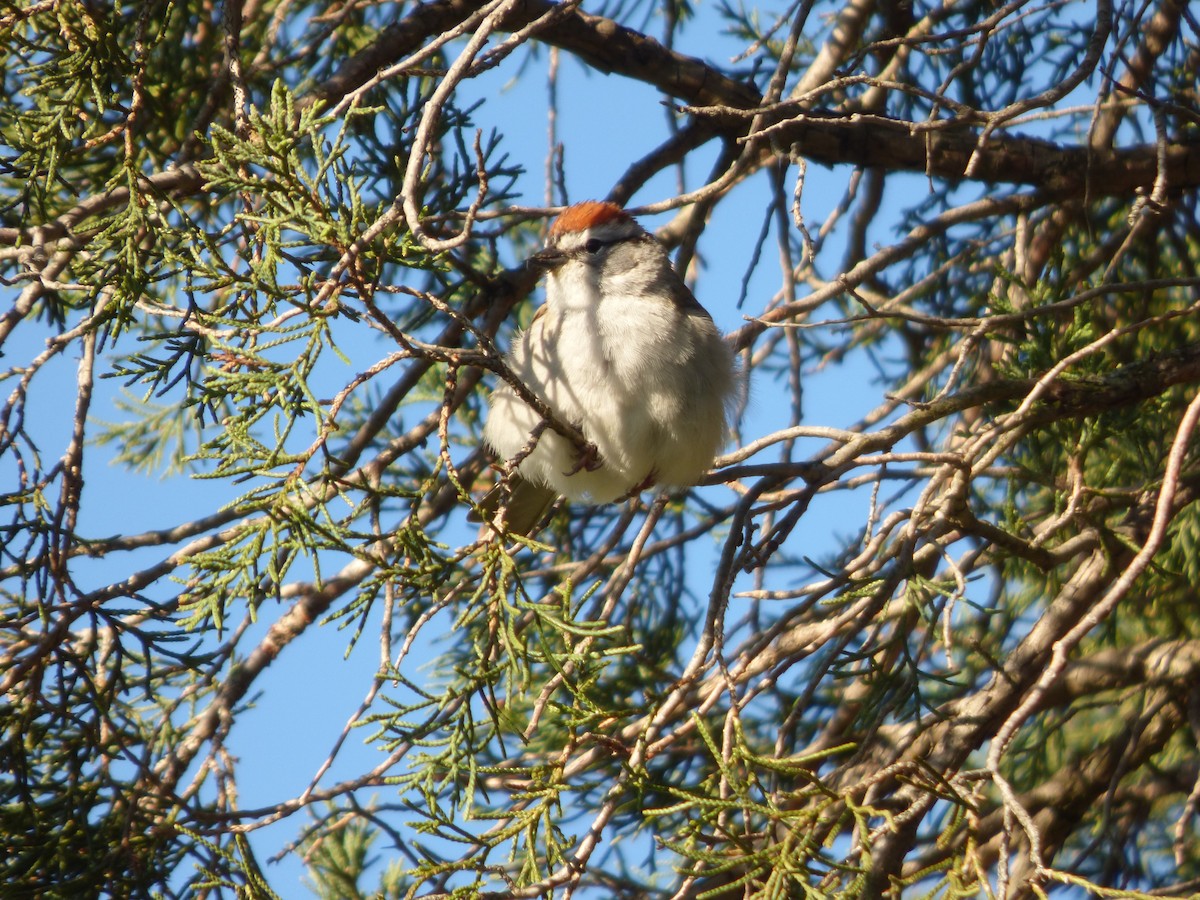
548, 201, 634, 236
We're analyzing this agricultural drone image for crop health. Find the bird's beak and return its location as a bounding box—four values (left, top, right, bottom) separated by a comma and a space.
526, 248, 568, 272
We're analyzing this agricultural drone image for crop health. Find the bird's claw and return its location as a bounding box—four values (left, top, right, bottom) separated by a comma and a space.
568, 441, 603, 474
617, 471, 658, 501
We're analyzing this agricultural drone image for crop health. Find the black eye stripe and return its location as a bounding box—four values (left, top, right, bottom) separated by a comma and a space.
584, 238, 607, 254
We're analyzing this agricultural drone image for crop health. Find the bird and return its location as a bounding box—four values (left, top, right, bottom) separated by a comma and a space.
479, 200, 737, 535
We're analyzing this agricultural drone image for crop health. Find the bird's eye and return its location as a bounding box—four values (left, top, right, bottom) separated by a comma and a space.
584, 238, 605, 254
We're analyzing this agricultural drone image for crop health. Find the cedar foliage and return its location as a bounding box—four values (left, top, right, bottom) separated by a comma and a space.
2, 0, 1200, 896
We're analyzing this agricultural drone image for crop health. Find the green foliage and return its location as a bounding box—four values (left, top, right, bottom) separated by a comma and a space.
301, 814, 408, 900
0, 617, 208, 896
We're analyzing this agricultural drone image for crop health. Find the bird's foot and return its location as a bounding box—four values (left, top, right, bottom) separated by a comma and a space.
567, 441, 603, 474
618, 471, 658, 501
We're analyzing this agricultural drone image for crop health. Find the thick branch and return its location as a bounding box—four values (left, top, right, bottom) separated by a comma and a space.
310, 0, 759, 112
312, 0, 1200, 200
904, 693, 1187, 893
753, 112, 1200, 195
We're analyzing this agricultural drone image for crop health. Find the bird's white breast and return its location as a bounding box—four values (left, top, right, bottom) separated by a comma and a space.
484, 270, 732, 504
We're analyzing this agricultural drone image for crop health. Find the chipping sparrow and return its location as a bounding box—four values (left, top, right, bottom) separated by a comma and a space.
481, 201, 736, 534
